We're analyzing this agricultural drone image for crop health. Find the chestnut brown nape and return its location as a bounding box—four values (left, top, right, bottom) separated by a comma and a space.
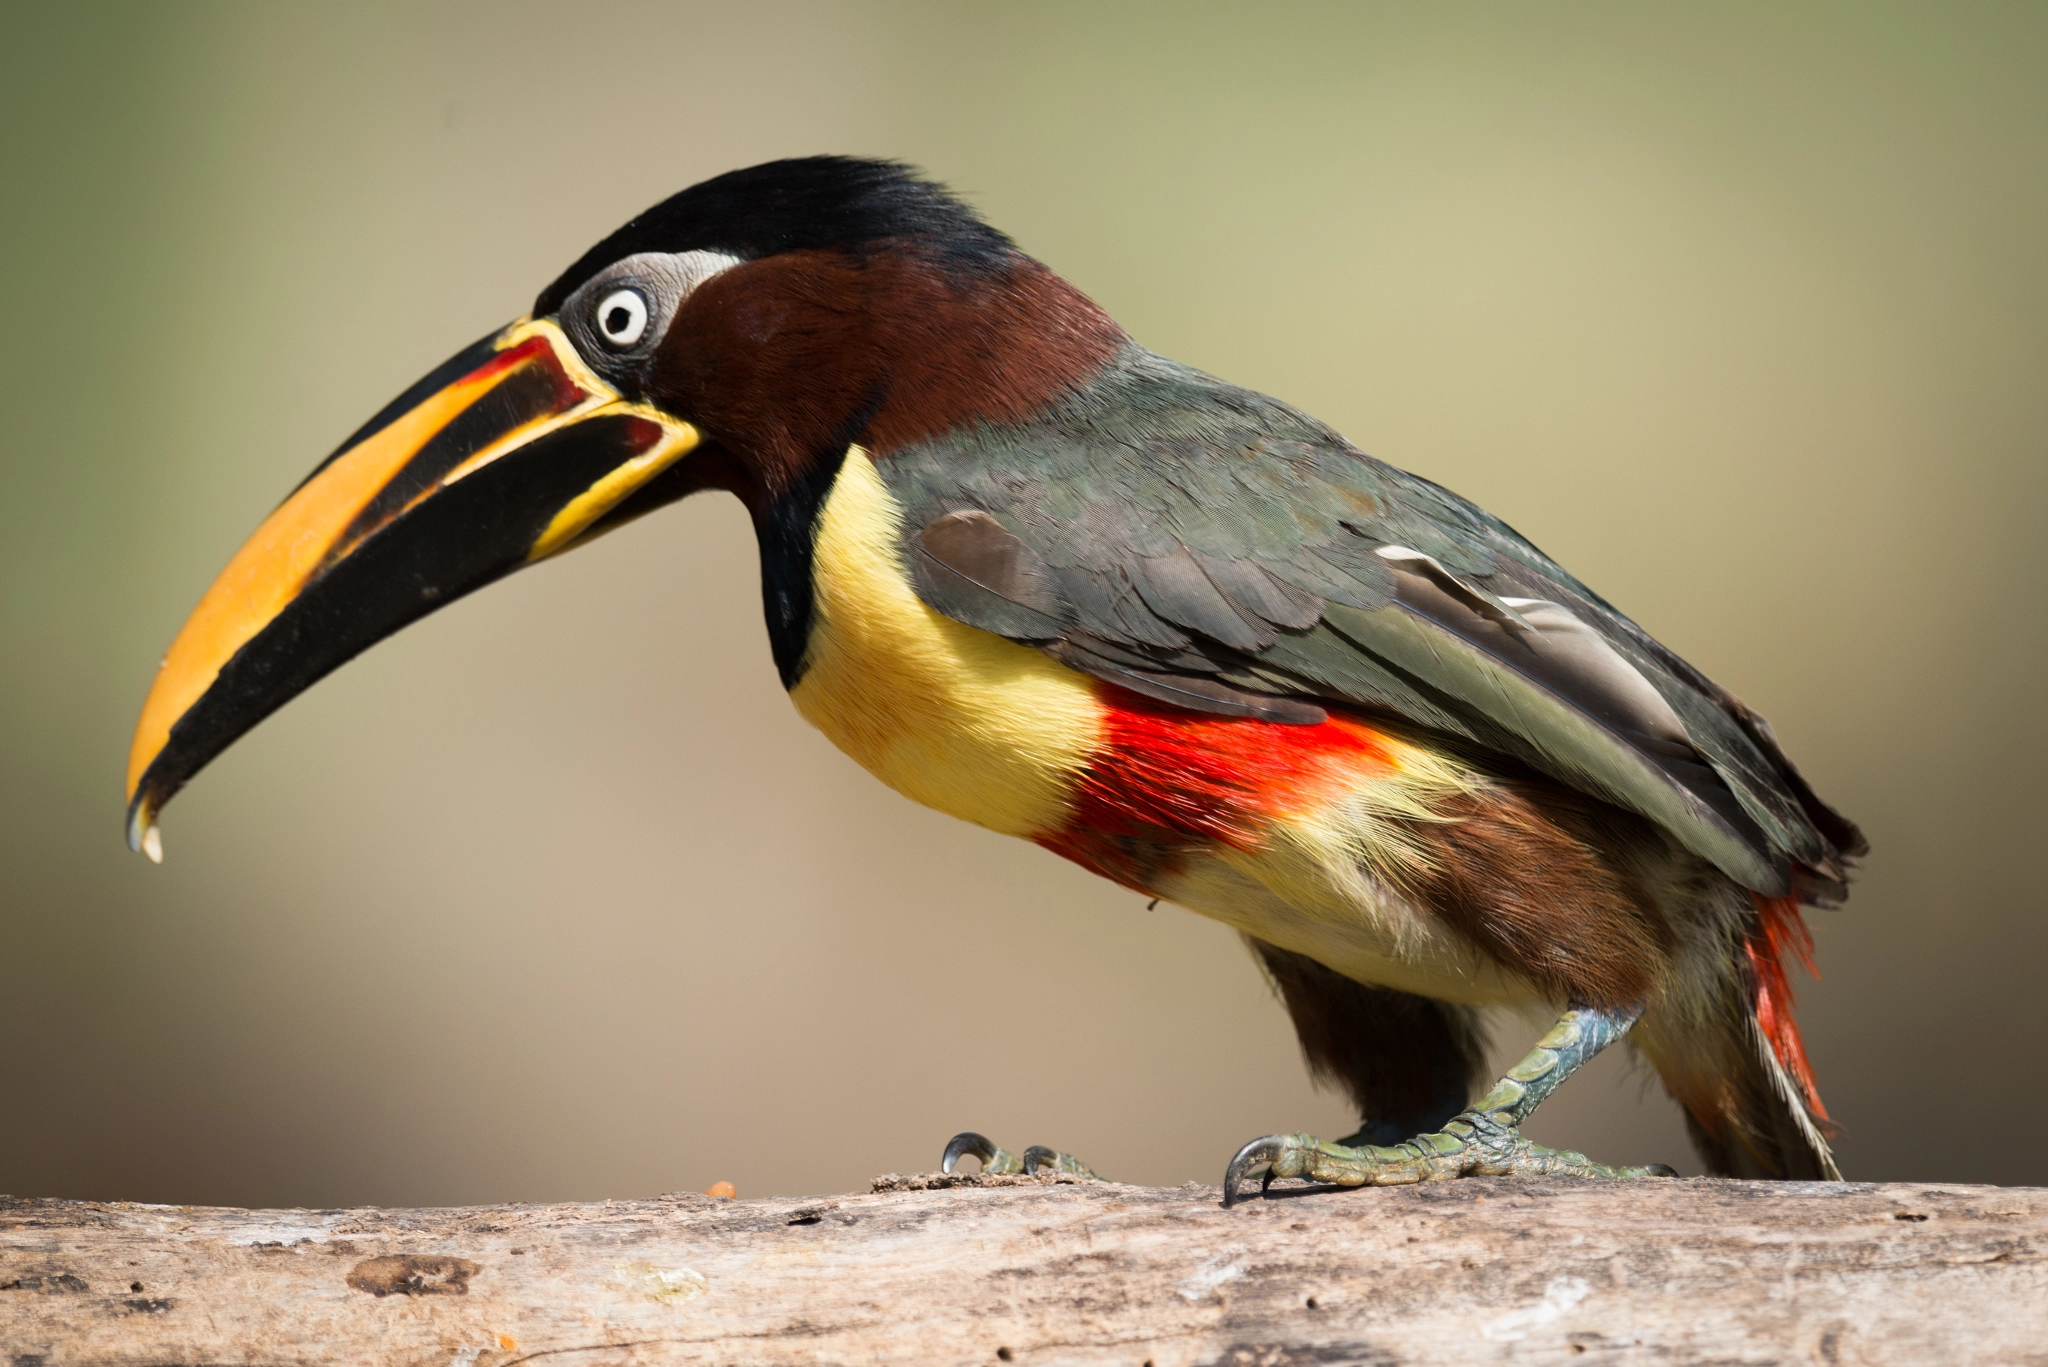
651, 247, 1124, 502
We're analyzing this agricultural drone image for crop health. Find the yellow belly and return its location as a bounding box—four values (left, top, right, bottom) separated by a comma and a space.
1158, 850, 1536, 1006
788, 446, 1101, 838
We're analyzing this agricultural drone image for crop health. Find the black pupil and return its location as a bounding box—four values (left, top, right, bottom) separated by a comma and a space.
604, 304, 633, 336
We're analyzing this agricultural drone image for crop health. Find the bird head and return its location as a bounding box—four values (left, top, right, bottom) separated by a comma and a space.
124, 157, 1124, 860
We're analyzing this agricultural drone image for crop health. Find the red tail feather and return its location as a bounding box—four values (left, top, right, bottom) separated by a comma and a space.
1746, 892, 1829, 1123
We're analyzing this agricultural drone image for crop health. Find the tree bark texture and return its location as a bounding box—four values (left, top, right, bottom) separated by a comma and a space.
3, 1172, 2043, 1365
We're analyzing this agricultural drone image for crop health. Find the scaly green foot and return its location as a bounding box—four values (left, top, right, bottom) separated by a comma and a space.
1222, 1005, 1677, 1207
1223, 1111, 1674, 1205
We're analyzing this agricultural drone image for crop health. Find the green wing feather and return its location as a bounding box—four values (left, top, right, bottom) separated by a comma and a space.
883, 346, 1863, 898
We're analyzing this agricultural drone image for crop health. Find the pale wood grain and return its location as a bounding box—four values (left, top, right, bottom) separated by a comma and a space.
4, 1174, 2044, 1365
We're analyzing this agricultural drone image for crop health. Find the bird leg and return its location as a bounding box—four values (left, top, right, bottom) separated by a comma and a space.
940, 1132, 1103, 1179
1222, 1005, 1676, 1207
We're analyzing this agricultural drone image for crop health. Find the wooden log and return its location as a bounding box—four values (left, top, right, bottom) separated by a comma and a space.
3, 1173, 2043, 1364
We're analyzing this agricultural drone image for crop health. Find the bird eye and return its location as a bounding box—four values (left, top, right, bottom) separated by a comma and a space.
595, 288, 649, 348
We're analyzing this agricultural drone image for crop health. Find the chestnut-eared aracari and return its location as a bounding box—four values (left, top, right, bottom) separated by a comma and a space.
126, 158, 1862, 1198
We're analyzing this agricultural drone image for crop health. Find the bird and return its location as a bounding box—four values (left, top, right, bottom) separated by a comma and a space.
125, 156, 1863, 1201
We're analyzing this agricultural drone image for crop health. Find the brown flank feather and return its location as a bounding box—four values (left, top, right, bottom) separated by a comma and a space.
1400, 780, 1674, 1010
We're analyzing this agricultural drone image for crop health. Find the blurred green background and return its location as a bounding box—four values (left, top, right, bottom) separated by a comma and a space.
3, 2, 2043, 1207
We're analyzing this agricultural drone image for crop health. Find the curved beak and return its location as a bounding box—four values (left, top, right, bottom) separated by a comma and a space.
124, 318, 700, 860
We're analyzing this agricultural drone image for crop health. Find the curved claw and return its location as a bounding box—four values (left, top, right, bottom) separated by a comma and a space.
941, 1131, 996, 1175
1022, 1145, 1102, 1178
1222, 1134, 1290, 1209
1645, 1163, 1680, 1177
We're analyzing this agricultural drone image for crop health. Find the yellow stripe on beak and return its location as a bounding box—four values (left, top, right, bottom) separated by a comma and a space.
126, 317, 701, 859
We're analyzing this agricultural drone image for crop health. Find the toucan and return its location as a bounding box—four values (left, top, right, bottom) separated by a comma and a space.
125, 157, 1863, 1201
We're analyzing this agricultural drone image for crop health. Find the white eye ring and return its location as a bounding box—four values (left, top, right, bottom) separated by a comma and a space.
595, 288, 649, 348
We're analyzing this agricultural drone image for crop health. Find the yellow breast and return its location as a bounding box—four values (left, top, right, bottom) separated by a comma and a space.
787, 447, 1102, 838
